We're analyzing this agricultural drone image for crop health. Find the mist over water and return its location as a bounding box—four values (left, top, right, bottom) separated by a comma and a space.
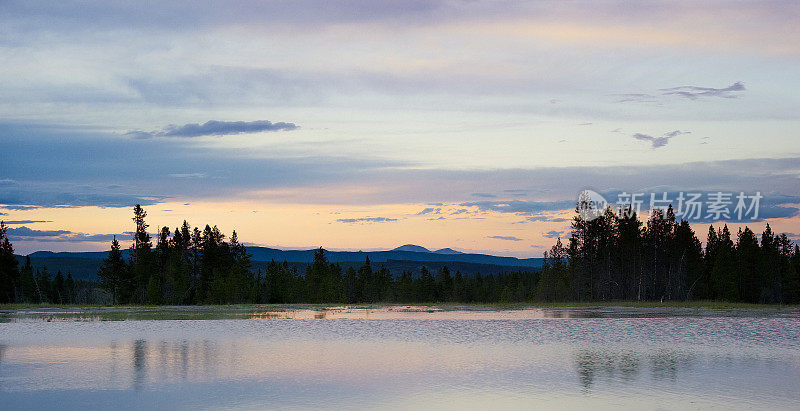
1, 307, 799, 409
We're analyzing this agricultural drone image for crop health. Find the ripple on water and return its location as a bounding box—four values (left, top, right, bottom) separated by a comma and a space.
0, 307, 799, 409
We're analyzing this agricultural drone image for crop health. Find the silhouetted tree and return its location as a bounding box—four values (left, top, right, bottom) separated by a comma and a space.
416, 266, 436, 302
98, 236, 128, 304
537, 238, 569, 301
0, 222, 19, 303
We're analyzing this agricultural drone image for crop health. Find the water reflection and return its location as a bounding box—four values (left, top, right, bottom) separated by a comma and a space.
1, 314, 800, 409
650, 349, 695, 382
574, 348, 701, 391
132, 340, 146, 390
575, 350, 641, 390
0, 343, 5, 390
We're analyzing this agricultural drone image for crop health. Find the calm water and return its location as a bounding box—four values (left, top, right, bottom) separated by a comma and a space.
1, 306, 799, 410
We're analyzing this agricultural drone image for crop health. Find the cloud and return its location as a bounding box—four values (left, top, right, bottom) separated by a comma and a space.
0, 205, 40, 211
5, 122, 800, 214
0, 189, 162, 208
0, 121, 402, 207
487, 235, 524, 241
471, 193, 497, 198
461, 200, 576, 214
503, 189, 529, 197
660, 82, 745, 100
463, 190, 800, 224
6, 226, 132, 243
617, 82, 745, 105
614, 93, 658, 103
632, 130, 690, 148
127, 120, 298, 139
7, 226, 71, 237
542, 230, 566, 239
416, 207, 441, 215
335, 217, 398, 224
1, 220, 52, 224
526, 215, 571, 223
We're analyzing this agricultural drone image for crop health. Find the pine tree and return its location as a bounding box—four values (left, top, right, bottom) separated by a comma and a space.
758, 224, 782, 303
129, 204, 154, 303
0, 221, 20, 303
33, 266, 51, 304
305, 247, 329, 303
713, 225, 737, 300
416, 266, 435, 302
736, 227, 760, 303
616, 206, 643, 300
452, 270, 467, 302
537, 238, 569, 301
675, 220, 703, 300
702, 225, 719, 300
53, 270, 65, 304
357, 256, 373, 302
98, 236, 127, 304
789, 245, 800, 304
65, 272, 76, 304
397, 271, 414, 302
18, 256, 36, 303
435, 266, 453, 302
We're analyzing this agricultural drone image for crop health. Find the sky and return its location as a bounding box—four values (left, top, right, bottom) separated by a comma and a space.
1, 0, 799, 256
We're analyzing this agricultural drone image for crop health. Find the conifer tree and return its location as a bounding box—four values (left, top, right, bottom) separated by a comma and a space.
537, 238, 569, 301
129, 204, 154, 303
0, 221, 19, 303
19, 256, 36, 303
98, 236, 128, 304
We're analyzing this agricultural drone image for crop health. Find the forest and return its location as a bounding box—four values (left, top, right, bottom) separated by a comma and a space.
1, 202, 799, 305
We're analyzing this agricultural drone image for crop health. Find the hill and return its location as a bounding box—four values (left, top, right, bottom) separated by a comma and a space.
17, 245, 542, 281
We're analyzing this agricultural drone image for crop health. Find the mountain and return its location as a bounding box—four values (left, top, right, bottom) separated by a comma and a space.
391, 244, 431, 253
28, 250, 123, 260
434, 248, 463, 255
246, 247, 541, 268
15, 255, 103, 281
392, 245, 464, 255
18, 245, 543, 281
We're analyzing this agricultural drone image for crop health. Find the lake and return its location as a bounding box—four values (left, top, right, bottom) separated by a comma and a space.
1, 305, 799, 410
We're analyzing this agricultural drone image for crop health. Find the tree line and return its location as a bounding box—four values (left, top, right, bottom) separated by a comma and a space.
2, 203, 800, 305
94, 205, 540, 304
0, 222, 80, 304
536, 203, 800, 304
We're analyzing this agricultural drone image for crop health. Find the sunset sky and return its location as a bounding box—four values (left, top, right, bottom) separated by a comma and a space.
2, 1, 799, 256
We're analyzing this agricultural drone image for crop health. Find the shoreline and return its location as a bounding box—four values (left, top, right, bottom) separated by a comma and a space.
2, 300, 799, 311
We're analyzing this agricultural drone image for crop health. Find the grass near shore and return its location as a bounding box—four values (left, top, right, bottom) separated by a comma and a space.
487, 300, 800, 309
2, 300, 797, 311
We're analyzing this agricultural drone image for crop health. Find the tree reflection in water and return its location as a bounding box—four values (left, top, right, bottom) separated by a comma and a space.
575, 348, 699, 391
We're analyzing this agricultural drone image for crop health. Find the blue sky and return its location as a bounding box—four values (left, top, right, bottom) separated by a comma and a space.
1, 1, 799, 255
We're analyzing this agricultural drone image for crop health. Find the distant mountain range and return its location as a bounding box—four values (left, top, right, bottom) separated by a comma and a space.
18, 244, 542, 281
391, 244, 464, 254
